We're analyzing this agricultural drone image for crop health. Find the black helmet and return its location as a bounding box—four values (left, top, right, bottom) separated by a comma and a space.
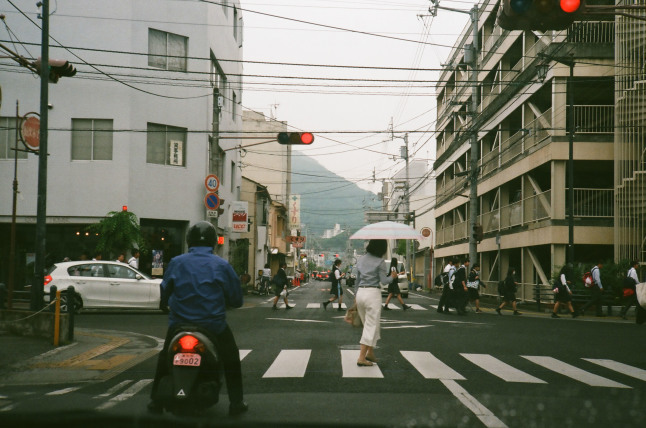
186, 221, 216, 248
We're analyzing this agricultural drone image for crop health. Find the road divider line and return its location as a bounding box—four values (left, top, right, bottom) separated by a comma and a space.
263, 350, 311, 378
440, 379, 508, 428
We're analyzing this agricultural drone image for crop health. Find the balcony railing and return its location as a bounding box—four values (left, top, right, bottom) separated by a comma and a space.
573, 188, 614, 218
574, 105, 614, 134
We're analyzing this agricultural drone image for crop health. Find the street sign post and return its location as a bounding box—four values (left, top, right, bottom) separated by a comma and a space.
205, 174, 220, 192
204, 192, 220, 211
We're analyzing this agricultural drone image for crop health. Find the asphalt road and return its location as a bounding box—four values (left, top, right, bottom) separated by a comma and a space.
1, 280, 645, 427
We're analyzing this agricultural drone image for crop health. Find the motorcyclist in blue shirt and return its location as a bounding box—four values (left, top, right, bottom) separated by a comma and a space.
148, 221, 247, 416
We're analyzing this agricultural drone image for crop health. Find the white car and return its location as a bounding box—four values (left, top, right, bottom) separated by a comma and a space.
381, 261, 409, 298
44, 260, 163, 312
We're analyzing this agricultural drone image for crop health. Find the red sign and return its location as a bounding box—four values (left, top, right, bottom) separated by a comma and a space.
286, 236, 306, 244
21, 115, 40, 150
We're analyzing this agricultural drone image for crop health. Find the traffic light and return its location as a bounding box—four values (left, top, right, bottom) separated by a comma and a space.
497, 0, 583, 31
277, 132, 315, 145
473, 224, 484, 243
33, 58, 77, 83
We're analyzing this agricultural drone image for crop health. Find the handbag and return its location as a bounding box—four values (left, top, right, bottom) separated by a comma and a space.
636, 283, 646, 309
623, 288, 635, 298
466, 280, 479, 289
344, 305, 362, 327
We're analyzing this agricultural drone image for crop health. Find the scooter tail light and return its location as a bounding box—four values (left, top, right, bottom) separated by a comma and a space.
178, 334, 200, 352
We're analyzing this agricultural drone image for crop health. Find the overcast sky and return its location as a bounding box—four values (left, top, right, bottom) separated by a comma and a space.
240, 0, 473, 193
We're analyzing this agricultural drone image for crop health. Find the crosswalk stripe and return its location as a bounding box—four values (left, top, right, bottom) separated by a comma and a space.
460, 354, 546, 384
583, 359, 646, 382
277, 303, 296, 308
263, 350, 311, 378
306, 303, 321, 308
341, 350, 383, 378
240, 350, 251, 361
96, 379, 153, 410
522, 356, 631, 388
332, 303, 347, 309
407, 304, 427, 310
401, 351, 465, 380
45, 386, 83, 396
94, 380, 134, 398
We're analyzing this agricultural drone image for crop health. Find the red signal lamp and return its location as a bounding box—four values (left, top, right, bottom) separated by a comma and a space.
217, 236, 225, 245
277, 132, 315, 145
560, 0, 581, 13
122, 205, 128, 211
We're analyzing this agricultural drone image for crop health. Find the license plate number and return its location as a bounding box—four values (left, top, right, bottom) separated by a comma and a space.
173, 353, 201, 367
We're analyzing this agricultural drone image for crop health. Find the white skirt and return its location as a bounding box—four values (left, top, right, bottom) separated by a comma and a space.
356, 287, 382, 347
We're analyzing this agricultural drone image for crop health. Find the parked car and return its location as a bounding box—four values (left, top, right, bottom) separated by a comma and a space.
43, 260, 163, 312
380, 261, 409, 298
316, 271, 330, 281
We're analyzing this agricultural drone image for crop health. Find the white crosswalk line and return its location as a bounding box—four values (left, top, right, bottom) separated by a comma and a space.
522, 356, 631, 388
407, 304, 427, 310
96, 379, 153, 410
441, 380, 508, 428
332, 303, 347, 309
307, 303, 321, 308
94, 380, 134, 398
461, 354, 546, 383
239, 349, 251, 361
429, 304, 439, 309
401, 351, 465, 380
583, 359, 646, 382
45, 386, 83, 396
384, 304, 402, 310
277, 303, 296, 309
263, 350, 311, 378
341, 350, 383, 378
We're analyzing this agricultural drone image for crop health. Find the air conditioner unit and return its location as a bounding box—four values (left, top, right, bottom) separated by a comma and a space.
169, 140, 183, 166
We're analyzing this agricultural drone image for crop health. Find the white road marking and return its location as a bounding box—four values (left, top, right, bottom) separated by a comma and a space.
460, 354, 546, 383
0, 403, 16, 412
522, 356, 631, 388
94, 380, 134, 398
382, 325, 432, 329
401, 351, 465, 380
45, 386, 83, 396
583, 359, 646, 382
96, 379, 153, 411
239, 349, 251, 361
266, 318, 331, 323
306, 303, 321, 308
332, 303, 347, 309
263, 350, 311, 378
441, 379, 508, 428
407, 304, 428, 310
341, 350, 383, 378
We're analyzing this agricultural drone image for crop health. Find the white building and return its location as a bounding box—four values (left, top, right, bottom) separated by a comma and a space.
0, 0, 244, 284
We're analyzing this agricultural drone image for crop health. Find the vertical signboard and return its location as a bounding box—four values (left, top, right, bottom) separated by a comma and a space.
289, 194, 301, 230
231, 201, 249, 232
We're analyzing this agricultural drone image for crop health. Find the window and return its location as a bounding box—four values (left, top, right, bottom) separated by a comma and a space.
109, 265, 137, 280
148, 28, 188, 71
210, 53, 227, 106
0, 117, 27, 160
231, 160, 236, 192
232, 91, 237, 120
71, 119, 113, 161
146, 123, 187, 167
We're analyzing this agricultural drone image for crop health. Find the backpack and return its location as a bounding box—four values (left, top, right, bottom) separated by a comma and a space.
582, 270, 594, 288
434, 272, 450, 287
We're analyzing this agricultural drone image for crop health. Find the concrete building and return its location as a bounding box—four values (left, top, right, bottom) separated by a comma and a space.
433, 0, 616, 300
0, 0, 244, 287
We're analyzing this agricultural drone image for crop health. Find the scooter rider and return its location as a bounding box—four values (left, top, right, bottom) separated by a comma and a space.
148, 221, 248, 416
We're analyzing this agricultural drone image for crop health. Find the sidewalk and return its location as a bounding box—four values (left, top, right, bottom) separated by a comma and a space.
0, 327, 162, 387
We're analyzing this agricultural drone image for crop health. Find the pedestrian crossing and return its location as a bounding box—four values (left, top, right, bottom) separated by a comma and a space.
2, 351, 642, 414
269, 301, 433, 310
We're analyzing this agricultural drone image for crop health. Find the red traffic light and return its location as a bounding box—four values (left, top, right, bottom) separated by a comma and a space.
499, 0, 583, 31
277, 132, 315, 145
560, 0, 581, 13
217, 236, 225, 245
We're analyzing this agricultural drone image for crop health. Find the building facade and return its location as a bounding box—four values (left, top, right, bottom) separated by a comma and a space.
434, 0, 616, 299
0, 0, 244, 287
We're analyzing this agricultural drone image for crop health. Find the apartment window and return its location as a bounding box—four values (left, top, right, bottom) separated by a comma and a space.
0, 117, 27, 160
148, 28, 188, 71
146, 123, 187, 166
71, 119, 113, 161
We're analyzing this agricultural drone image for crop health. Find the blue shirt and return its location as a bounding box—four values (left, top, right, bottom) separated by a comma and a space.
161, 246, 243, 334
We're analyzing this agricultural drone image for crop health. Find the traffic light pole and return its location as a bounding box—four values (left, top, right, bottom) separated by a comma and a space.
32, 0, 49, 310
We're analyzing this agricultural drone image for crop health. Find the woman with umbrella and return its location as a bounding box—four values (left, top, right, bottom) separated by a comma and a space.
354, 239, 397, 366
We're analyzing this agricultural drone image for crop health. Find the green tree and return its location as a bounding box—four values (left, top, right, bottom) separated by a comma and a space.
86, 210, 147, 258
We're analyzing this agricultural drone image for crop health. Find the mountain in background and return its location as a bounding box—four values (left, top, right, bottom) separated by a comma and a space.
291, 155, 380, 240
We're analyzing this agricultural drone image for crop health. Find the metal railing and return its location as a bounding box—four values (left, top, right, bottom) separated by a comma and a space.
567, 21, 615, 44
573, 188, 614, 218
574, 105, 614, 134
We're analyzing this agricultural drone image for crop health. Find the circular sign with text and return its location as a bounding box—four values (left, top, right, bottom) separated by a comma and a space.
204, 174, 220, 192
20, 114, 41, 151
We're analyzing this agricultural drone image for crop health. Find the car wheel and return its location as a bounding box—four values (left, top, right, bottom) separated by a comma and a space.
59, 293, 82, 314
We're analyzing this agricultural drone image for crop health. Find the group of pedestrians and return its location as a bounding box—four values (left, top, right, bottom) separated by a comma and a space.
437, 259, 488, 315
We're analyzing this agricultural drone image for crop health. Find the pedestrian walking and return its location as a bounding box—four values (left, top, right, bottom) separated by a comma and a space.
466, 263, 485, 313
620, 261, 640, 320
552, 264, 578, 318
354, 239, 397, 367
116, 253, 126, 263
437, 259, 455, 313
384, 257, 410, 310
271, 262, 293, 310
452, 259, 469, 315
578, 262, 605, 317
323, 259, 345, 311
496, 267, 521, 315
128, 250, 140, 269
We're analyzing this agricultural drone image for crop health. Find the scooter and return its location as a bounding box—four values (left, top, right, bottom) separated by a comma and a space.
152, 326, 222, 415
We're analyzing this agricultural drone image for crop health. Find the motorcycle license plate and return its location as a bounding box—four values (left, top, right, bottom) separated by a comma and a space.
173, 353, 201, 367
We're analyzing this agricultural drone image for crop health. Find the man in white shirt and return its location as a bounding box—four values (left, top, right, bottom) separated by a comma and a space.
128, 250, 140, 269
578, 262, 604, 317
437, 259, 455, 313
620, 260, 640, 320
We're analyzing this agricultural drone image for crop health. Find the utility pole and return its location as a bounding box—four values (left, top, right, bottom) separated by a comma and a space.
403, 133, 411, 280
32, 0, 49, 310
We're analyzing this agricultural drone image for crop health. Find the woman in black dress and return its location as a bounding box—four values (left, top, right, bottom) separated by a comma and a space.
496, 267, 521, 315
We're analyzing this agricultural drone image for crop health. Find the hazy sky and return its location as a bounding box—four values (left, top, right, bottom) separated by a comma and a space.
240, 0, 472, 193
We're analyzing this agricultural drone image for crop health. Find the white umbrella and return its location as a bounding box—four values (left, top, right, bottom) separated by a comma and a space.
349, 221, 423, 241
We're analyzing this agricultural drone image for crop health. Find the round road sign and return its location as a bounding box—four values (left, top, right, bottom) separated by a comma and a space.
21, 115, 40, 150
205, 174, 220, 192
204, 192, 220, 210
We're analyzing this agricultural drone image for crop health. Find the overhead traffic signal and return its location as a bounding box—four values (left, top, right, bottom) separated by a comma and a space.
473, 224, 484, 243
277, 132, 315, 145
497, 0, 584, 31
33, 58, 77, 83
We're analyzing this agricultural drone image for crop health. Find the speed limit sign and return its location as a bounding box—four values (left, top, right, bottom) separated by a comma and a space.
205, 174, 220, 192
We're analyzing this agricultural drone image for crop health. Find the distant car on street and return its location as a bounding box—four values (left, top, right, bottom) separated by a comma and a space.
43, 260, 163, 312
380, 260, 409, 298
316, 271, 330, 281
